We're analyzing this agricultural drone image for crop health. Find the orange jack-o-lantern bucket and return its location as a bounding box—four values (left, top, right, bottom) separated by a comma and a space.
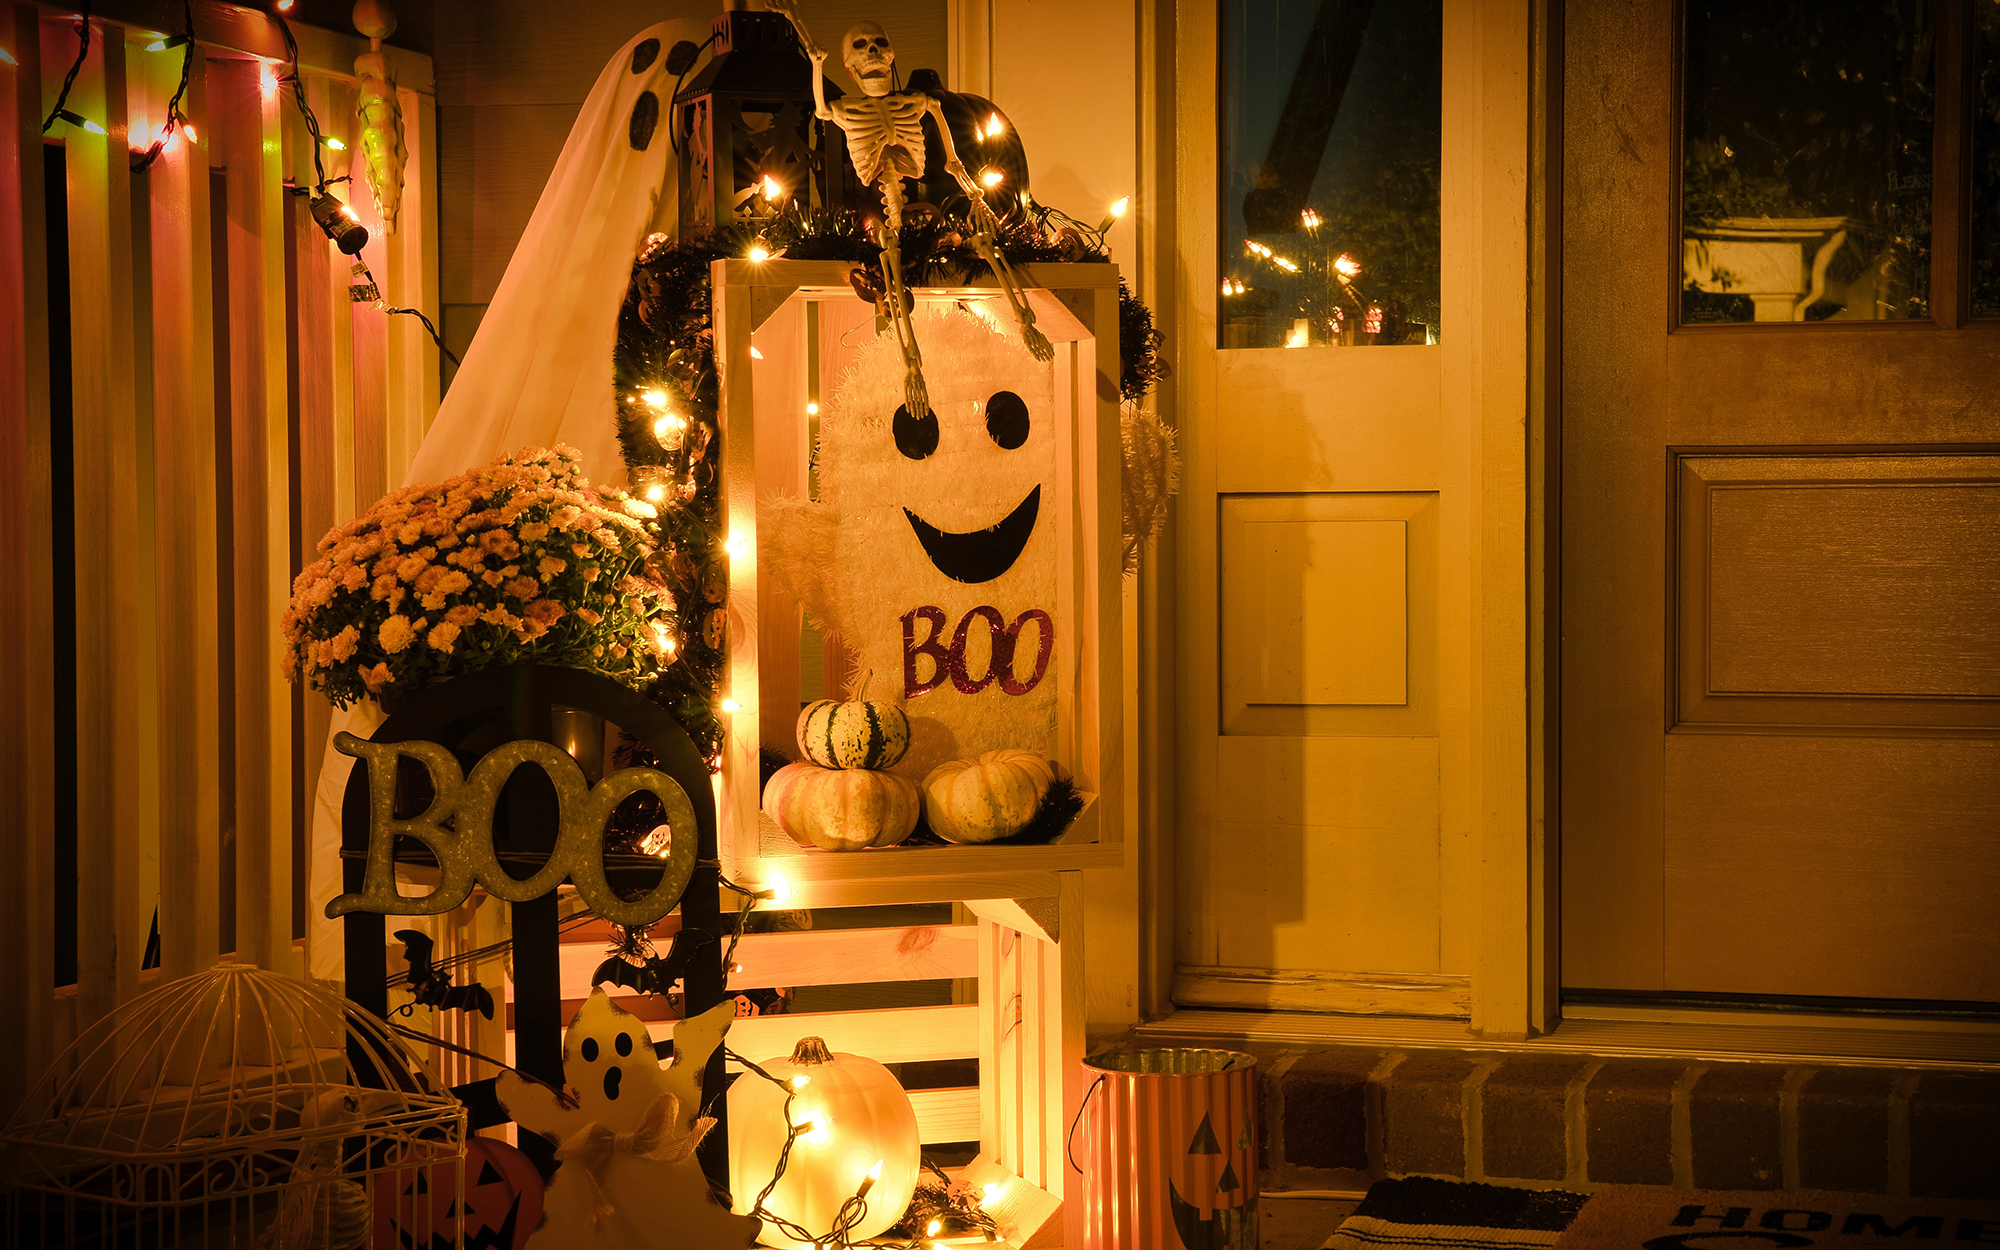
1072, 1048, 1259, 1250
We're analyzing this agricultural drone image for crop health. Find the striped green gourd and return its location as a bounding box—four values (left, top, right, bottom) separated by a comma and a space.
795, 670, 911, 770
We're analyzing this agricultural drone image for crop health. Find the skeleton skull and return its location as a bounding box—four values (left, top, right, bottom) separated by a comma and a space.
842, 21, 895, 96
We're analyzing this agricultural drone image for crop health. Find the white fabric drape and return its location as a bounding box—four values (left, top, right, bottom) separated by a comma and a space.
307, 19, 708, 982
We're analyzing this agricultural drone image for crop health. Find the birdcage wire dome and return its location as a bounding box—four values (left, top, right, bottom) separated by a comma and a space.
2, 963, 467, 1249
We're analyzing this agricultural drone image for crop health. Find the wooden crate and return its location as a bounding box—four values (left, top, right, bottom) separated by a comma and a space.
710, 259, 1126, 880
706, 259, 1127, 1246
526, 879, 1086, 1247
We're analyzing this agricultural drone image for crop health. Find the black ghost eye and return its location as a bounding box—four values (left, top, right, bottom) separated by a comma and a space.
894, 403, 939, 459
985, 390, 1029, 450
628, 91, 659, 151
615, 1032, 633, 1057
581, 1037, 599, 1062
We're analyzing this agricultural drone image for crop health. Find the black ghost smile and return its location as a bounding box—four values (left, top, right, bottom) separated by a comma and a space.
904, 486, 1040, 584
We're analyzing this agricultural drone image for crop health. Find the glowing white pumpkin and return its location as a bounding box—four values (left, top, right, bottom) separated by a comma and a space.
727, 1037, 920, 1249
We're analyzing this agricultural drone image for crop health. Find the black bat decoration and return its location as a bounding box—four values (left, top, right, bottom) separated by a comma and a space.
394, 929, 496, 1020
591, 927, 697, 998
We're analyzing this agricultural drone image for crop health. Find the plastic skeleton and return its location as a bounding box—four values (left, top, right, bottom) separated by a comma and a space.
768, 4, 1052, 417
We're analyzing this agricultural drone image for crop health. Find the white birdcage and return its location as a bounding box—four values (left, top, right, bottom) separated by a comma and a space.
1, 963, 468, 1249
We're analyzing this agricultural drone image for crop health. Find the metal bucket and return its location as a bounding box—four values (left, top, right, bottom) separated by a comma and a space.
1071, 1047, 1260, 1250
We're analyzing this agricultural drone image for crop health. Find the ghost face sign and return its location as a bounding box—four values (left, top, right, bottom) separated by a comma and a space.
771, 305, 1060, 778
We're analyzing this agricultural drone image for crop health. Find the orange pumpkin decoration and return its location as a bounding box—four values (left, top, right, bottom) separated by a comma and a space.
764, 761, 920, 851
920, 749, 1054, 843
372, 1135, 542, 1250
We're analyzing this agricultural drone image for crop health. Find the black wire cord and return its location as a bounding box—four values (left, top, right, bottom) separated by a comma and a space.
131, 0, 196, 174
39, 2, 93, 134
267, 7, 458, 366
269, 9, 330, 193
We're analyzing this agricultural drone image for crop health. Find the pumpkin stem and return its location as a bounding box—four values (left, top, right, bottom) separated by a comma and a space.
854, 669, 873, 702
791, 1036, 835, 1066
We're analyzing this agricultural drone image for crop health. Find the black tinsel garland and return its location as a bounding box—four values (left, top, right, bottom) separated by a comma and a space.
609, 209, 1165, 763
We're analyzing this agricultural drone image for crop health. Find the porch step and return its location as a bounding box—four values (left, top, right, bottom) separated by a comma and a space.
1115, 1032, 2000, 1200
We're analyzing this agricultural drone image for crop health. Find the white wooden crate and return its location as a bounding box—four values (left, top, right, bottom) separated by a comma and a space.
512, 882, 1087, 1247
707, 260, 1128, 1247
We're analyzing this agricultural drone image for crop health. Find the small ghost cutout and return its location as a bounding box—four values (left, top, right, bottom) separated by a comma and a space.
497, 992, 761, 1249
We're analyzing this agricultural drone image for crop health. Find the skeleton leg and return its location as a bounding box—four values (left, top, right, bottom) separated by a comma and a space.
969, 205, 1054, 362
875, 177, 930, 417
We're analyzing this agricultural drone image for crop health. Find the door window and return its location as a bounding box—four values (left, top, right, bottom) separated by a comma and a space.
1680, 0, 1935, 324
1975, 1, 2000, 318
1218, 0, 1441, 348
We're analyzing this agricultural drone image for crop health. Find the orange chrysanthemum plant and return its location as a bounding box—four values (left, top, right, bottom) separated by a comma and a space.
282, 445, 676, 710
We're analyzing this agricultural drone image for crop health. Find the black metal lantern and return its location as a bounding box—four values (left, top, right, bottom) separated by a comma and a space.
673, 9, 853, 234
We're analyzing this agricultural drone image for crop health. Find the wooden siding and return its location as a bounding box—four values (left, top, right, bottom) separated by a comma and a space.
0, 3, 438, 1118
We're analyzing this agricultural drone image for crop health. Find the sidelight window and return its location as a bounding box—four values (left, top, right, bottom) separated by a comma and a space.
1218, 0, 1441, 349
1975, 1, 2000, 318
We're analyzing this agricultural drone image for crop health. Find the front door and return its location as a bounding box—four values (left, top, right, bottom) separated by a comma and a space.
1562, 0, 2000, 1005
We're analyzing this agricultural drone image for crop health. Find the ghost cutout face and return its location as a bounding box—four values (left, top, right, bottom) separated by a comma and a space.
764, 306, 1059, 780
892, 388, 1041, 584
497, 994, 760, 1249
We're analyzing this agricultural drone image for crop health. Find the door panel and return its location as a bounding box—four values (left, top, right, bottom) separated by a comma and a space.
1219, 492, 1438, 737
1663, 734, 2000, 1001
1563, 0, 2000, 1002
1675, 453, 2000, 728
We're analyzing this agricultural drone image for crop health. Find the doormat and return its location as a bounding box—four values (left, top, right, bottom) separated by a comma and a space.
1322, 1180, 1999, 1250
1323, 1177, 1592, 1250
1556, 1186, 2000, 1250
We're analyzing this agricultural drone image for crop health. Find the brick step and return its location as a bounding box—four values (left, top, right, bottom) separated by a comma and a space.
1210, 1045, 1999, 1200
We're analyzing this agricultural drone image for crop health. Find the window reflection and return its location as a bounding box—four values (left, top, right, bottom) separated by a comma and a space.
1974, 2, 2000, 318
1220, 0, 1441, 349
1681, 0, 1934, 324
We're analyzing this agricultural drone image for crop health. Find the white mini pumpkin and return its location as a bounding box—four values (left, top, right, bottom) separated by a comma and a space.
920, 749, 1055, 844
764, 762, 920, 851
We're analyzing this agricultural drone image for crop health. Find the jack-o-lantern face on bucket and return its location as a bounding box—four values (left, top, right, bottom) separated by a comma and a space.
373, 1136, 543, 1250
1167, 1107, 1258, 1250
764, 304, 1061, 778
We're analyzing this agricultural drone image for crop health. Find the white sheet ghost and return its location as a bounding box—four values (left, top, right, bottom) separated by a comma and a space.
405, 18, 709, 491
498, 994, 761, 1249
765, 305, 1059, 780
309, 19, 706, 983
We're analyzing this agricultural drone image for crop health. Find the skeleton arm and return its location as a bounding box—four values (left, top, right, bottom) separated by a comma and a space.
927, 96, 999, 229
767, 0, 835, 121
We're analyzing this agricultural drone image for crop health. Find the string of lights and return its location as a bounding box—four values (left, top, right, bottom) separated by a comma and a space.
260, 5, 456, 364
268, 7, 331, 193
724, 1047, 1003, 1250
40, 2, 102, 136
131, 0, 196, 174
